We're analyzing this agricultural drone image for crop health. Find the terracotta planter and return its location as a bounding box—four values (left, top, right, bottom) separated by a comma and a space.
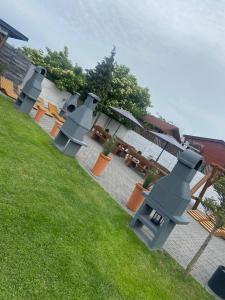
50, 120, 63, 137
127, 182, 148, 212
92, 152, 112, 176
34, 106, 47, 123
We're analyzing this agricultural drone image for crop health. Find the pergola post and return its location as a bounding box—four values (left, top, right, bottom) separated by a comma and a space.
191, 164, 225, 210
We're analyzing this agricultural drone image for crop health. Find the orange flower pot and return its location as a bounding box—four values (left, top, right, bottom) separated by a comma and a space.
91, 153, 112, 176
34, 106, 47, 123
50, 120, 63, 137
126, 182, 148, 212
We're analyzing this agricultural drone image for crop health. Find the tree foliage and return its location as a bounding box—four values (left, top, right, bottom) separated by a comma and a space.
203, 176, 225, 228
85, 47, 116, 102
85, 48, 151, 119
108, 64, 151, 118
20, 46, 86, 93
20, 46, 151, 121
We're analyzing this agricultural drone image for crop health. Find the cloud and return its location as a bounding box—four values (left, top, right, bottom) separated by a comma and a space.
1, 0, 225, 139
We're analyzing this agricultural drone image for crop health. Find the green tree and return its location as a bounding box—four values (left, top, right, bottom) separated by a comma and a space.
86, 49, 151, 122
108, 64, 151, 118
184, 176, 225, 277
85, 47, 116, 103
19, 46, 86, 94
20, 47, 45, 66
20, 45, 151, 120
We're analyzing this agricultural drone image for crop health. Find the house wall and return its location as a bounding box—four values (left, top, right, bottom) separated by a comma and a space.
0, 43, 31, 85
186, 138, 225, 167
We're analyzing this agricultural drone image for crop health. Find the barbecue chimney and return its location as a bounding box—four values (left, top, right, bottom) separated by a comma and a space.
131, 149, 203, 250
15, 66, 46, 114
54, 93, 100, 157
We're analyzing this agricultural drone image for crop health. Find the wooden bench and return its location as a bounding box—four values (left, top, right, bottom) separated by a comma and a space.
112, 138, 131, 157
48, 102, 65, 123
125, 149, 154, 175
188, 209, 225, 239
0, 76, 18, 100
91, 125, 111, 144
187, 209, 210, 222
33, 98, 53, 117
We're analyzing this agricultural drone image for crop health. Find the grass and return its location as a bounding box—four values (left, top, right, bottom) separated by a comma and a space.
0, 95, 212, 299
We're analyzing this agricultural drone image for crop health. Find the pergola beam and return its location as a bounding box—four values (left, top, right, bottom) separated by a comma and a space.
191, 163, 225, 209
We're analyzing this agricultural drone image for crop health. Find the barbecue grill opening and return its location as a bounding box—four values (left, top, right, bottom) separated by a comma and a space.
150, 211, 164, 226
67, 104, 76, 113
194, 160, 203, 170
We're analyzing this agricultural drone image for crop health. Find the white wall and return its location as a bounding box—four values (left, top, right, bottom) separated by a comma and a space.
39, 78, 71, 109
94, 112, 128, 139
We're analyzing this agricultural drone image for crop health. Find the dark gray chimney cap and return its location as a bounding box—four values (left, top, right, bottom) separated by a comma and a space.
88, 93, 100, 102
35, 66, 47, 76
178, 149, 203, 169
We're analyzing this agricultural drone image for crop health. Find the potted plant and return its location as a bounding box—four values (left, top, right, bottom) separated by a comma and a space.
91, 137, 117, 176
126, 168, 160, 212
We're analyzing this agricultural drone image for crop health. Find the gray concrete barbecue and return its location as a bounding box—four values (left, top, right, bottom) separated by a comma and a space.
15, 66, 46, 113
60, 92, 80, 119
54, 93, 100, 157
131, 149, 203, 250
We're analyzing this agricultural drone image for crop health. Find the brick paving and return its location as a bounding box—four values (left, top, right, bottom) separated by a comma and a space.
31, 109, 225, 289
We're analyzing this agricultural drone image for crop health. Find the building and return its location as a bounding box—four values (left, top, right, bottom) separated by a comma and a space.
184, 135, 225, 167
0, 19, 28, 48
142, 115, 181, 142
0, 20, 29, 84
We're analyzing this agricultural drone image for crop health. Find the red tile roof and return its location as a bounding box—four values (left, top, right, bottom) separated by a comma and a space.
143, 115, 181, 142
184, 135, 225, 146
184, 135, 225, 167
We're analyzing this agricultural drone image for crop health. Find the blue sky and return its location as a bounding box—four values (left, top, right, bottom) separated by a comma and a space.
1, 0, 225, 139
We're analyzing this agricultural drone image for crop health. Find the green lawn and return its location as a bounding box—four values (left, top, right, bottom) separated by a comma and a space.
0, 95, 212, 299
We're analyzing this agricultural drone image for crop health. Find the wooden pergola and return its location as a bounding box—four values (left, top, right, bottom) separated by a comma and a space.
191, 163, 225, 209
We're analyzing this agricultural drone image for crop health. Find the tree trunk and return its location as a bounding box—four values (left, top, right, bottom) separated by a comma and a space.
192, 182, 210, 210
184, 226, 217, 277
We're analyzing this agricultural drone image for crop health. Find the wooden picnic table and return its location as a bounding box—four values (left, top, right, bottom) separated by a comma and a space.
125, 149, 154, 174
91, 125, 111, 144
124, 148, 170, 176
112, 138, 134, 157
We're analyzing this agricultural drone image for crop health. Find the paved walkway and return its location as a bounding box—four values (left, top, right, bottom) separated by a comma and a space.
31, 110, 225, 288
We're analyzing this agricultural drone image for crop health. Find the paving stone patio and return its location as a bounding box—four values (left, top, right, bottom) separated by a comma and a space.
31, 109, 225, 288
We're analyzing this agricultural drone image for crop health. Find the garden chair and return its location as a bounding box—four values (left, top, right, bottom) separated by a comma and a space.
0, 76, 18, 100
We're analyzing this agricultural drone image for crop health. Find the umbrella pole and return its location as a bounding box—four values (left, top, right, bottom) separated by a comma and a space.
105, 117, 112, 129
155, 142, 168, 162
113, 124, 121, 137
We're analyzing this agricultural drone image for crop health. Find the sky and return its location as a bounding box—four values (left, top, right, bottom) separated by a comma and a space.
1, 0, 225, 139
